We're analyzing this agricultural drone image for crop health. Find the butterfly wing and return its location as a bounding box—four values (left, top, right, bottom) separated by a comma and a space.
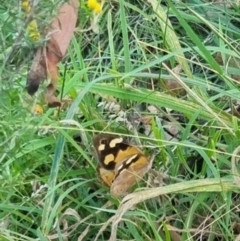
93, 134, 144, 170
111, 154, 149, 197
93, 134, 149, 196
98, 166, 115, 187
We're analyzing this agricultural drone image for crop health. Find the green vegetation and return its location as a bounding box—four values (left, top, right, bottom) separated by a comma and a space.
1, 0, 240, 240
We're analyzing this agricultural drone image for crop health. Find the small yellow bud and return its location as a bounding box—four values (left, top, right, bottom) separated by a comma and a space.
87, 0, 102, 13
94, 3, 102, 13
32, 104, 43, 115
22, 0, 31, 13
28, 20, 40, 41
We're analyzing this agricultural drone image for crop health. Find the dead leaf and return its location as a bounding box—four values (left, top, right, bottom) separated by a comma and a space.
26, 0, 79, 107
161, 64, 186, 97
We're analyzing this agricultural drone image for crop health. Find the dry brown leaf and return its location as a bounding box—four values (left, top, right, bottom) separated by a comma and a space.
26, 0, 79, 107
161, 64, 186, 97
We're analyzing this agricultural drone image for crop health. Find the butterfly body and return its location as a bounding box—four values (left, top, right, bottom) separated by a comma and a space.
93, 134, 149, 197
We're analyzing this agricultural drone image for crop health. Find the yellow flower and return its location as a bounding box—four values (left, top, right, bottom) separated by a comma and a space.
28, 20, 40, 41
87, 0, 102, 13
22, 0, 40, 41
32, 104, 43, 115
22, 0, 31, 13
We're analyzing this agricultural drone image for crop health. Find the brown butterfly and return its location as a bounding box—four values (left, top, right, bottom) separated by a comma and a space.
93, 134, 150, 197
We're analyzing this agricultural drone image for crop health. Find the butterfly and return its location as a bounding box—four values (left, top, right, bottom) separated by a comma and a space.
93, 134, 150, 197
